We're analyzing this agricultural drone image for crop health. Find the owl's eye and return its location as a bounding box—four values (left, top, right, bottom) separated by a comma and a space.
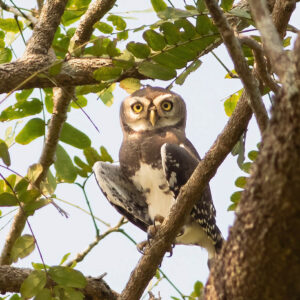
132, 103, 143, 113
161, 100, 173, 111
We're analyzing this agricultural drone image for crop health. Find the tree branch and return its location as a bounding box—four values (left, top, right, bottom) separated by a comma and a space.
204, 0, 269, 134
238, 36, 280, 93
248, 0, 292, 81
120, 88, 253, 300
23, 0, 69, 57
0, 265, 118, 300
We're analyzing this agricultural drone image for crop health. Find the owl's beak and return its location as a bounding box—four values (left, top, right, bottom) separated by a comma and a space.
149, 109, 156, 126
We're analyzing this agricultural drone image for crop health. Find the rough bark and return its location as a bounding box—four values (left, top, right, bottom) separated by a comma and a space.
205, 51, 300, 300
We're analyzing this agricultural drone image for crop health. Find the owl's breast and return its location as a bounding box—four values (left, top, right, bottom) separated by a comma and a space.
130, 162, 175, 221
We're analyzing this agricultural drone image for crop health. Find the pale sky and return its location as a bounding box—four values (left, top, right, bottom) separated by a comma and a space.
1, 1, 299, 298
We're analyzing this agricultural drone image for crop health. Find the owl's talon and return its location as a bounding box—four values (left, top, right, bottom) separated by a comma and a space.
137, 240, 148, 254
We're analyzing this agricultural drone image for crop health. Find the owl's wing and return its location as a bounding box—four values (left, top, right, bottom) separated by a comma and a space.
93, 162, 152, 232
161, 143, 223, 252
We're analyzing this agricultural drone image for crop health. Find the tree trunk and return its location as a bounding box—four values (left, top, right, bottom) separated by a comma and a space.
205, 35, 300, 300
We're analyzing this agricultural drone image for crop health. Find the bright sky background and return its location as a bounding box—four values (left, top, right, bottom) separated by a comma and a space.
1, 1, 300, 298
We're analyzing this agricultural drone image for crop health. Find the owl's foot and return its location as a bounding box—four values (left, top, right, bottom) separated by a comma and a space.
137, 240, 148, 254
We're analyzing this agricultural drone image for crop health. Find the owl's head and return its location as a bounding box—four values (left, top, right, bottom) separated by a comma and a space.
120, 86, 186, 133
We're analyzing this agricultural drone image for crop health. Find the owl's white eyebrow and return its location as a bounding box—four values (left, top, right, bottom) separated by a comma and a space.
154, 94, 173, 102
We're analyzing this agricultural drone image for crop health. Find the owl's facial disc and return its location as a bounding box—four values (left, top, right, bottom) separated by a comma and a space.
120, 88, 186, 133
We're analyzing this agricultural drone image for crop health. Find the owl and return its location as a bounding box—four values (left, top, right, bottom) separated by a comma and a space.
93, 86, 223, 262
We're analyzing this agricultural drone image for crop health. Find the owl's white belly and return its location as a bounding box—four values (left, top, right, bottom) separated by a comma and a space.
131, 162, 175, 220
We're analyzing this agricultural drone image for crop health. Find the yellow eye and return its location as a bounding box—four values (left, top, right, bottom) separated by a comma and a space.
161, 100, 173, 111
132, 102, 143, 113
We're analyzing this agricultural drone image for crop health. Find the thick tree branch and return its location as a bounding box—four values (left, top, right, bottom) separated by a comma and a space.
0, 57, 146, 94
70, 0, 116, 53
272, 0, 296, 39
0, 265, 118, 300
23, 0, 69, 57
204, 0, 268, 134
120, 90, 253, 300
205, 33, 300, 300
248, 0, 292, 81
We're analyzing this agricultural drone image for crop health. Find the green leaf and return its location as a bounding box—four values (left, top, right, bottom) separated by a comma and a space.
76, 84, 106, 95
167, 45, 197, 61
74, 156, 92, 173
283, 36, 291, 48
160, 22, 180, 45
27, 163, 43, 183
20, 270, 46, 298
106, 40, 120, 57
60, 122, 91, 149
176, 60, 202, 85
196, 0, 206, 12
157, 7, 197, 19
241, 162, 252, 174
93, 66, 122, 81
41, 170, 57, 195
227, 203, 237, 211
83, 147, 101, 166
119, 78, 141, 94
54, 287, 84, 300
229, 8, 252, 19
15, 118, 45, 145
97, 84, 116, 106
11, 234, 35, 262
60, 253, 71, 265
230, 191, 242, 203
174, 19, 196, 40
0, 139, 11, 166
48, 266, 87, 288
0, 18, 23, 33
107, 15, 126, 31
94, 22, 113, 34
100, 146, 113, 163
71, 95, 88, 109
196, 15, 218, 35
143, 29, 166, 51
9, 294, 21, 300
55, 144, 77, 183
16, 89, 34, 102
153, 52, 187, 69
117, 30, 128, 41
14, 178, 29, 193
0, 99, 43, 121
126, 42, 151, 59
138, 61, 176, 80
221, 0, 234, 11
248, 150, 258, 161
4, 174, 16, 191
113, 51, 135, 69
0, 48, 12, 63
48, 60, 63, 76
235, 176, 247, 188
193, 280, 203, 297
0, 192, 18, 206
45, 92, 54, 113
224, 89, 243, 116
151, 0, 167, 12
24, 198, 49, 215
18, 189, 41, 204
34, 288, 52, 300
62, 9, 85, 27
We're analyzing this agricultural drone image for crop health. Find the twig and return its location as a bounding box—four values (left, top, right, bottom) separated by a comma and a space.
0, 0, 37, 26
65, 218, 127, 267
120, 85, 253, 300
204, 0, 269, 135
